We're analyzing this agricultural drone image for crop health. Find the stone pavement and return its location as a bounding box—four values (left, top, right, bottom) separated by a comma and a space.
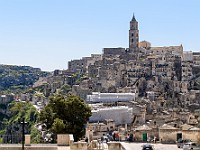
121, 142, 180, 150
57, 146, 70, 150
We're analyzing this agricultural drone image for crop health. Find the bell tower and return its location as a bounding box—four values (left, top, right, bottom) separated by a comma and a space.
129, 14, 139, 50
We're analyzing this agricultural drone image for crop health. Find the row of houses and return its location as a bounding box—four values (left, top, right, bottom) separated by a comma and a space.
87, 121, 200, 143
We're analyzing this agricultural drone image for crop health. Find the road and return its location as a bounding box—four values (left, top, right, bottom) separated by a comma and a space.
121, 142, 180, 150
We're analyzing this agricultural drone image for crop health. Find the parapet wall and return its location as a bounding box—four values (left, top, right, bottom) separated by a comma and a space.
0, 134, 127, 150
107, 142, 126, 150
0, 145, 57, 150
70, 142, 87, 150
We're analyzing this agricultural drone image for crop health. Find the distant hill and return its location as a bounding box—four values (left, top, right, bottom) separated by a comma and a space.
0, 64, 50, 94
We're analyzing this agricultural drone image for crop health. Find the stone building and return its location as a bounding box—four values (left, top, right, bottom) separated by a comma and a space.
193, 52, 200, 65
103, 48, 125, 56
182, 61, 193, 81
151, 45, 183, 56
139, 40, 151, 49
129, 14, 139, 51
68, 59, 86, 73
134, 124, 152, 141
63, 14, 200, 144
183, 51, 193, 61
86, 92, 135, 103
0, 94, 14, 104
159, 124, 180, 143
89, 106, 133, 125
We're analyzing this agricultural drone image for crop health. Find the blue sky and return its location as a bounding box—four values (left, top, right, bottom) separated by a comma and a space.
0, 0, 199, 71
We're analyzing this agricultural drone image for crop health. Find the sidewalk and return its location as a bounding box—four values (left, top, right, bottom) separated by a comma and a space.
57, 146, 70, 150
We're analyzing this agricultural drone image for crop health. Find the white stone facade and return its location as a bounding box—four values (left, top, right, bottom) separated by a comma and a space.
89, 106, 133, 125
86, 92, 135, 103
183, 51, 193, 61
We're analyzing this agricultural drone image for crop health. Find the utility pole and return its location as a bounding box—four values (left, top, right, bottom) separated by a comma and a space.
21, 118, 27, 150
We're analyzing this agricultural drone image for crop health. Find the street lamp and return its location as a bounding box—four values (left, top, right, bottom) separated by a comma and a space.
20, 118, 27, 150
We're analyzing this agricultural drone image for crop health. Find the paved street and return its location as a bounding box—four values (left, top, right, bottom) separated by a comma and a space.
121, 142, 180, 150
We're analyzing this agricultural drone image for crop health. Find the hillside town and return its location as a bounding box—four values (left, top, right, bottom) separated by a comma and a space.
67, 14, 200, 143
1, 14, 200, 149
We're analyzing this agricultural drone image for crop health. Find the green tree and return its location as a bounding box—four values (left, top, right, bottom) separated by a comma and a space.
52, 118, 65, 134
40, 94, 92, 141
31, 126, 43, 143
60, 84, 71, 94
9, 101, 38, 123
56, 84, 72, 95
4, 101, 41, 143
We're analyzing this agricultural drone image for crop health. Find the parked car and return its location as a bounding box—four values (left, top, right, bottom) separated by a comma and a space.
177, 138, 192, 148
183, 142, 200, 150
142, 144, 154, 150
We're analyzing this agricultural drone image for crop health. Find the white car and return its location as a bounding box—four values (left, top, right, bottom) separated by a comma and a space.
183, 142, 200, 150
177, 139, 191, 148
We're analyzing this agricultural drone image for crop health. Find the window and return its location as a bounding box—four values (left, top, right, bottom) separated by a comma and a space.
192, 143, 196, 146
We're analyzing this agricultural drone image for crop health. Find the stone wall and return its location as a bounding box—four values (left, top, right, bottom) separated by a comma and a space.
25, 135, 31, 146
182, 130, 200, 142
134, 130, 153, 141
107, 142, 126, 150
159, 129, 180, 143
70, 142, 87, 150
0, 145, 57, 150
57, 134, 72, 146
103, 48, 125, 55
0, 134, 77, 150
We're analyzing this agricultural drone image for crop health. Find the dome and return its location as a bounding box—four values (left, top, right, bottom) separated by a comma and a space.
139, 40, 151, 49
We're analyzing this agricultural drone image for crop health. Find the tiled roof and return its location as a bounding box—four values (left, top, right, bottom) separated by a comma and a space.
135, 124, 152, 131
159, 124, 178, 130
181, 124, 194, 130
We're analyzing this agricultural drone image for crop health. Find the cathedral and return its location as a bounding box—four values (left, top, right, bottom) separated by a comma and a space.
68, 14, 195, 87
